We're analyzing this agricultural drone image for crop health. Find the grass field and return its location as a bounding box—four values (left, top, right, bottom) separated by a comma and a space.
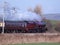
9, 43, 60, 45
49, 20, 60, 28
50, 20, 60, 25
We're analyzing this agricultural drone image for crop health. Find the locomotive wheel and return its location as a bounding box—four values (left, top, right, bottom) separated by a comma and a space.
0, 30, 2, 33
0, 28, 2, 33
4, 30, 14, 33
41, 28, 47, 33
15, 30, 21, 33
33, 30, 37, 33
4, 29, 8, 33
36, 29, 40, 33
27, 29, 37, 33
15, 29, 25, 33
27, 30, 32, 33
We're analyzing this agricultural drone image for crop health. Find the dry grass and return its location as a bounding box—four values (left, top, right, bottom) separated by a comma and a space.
0, 33, 60, 45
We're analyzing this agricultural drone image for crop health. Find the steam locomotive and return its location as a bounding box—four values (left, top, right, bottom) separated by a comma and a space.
0, 2, 47, 33
0, 20, 47, 33
0, 11, 47, 33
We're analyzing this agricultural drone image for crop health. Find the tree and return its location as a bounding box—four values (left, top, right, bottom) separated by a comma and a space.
55, 23, 60, 32
34, 5, 42, 15
33, 5, 45, 19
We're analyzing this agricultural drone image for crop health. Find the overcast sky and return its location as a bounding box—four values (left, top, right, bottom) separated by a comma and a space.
0, 0, 60, 14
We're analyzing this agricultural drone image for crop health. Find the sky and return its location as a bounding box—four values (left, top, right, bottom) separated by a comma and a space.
0, 0, 60, 14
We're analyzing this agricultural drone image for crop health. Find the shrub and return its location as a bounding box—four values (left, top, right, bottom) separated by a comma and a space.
55, 23, 60, 32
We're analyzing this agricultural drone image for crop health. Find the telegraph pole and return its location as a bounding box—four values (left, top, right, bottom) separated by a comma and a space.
1, 15, 4, 34
2, 2, 9, 34
2, 2, 6, 34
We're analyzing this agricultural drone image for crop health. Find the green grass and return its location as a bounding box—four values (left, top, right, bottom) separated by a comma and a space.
8, 43, 60, 45
49, 20, 60, 28
50, 20, 60, 25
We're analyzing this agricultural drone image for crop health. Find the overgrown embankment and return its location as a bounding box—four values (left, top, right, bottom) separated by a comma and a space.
0, 33, 60, 45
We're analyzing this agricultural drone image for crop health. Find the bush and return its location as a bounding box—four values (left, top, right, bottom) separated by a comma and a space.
55, 23, 60, 32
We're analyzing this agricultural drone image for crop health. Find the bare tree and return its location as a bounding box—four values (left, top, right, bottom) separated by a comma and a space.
33, 5, 46, 20
34, 5, 42, 14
